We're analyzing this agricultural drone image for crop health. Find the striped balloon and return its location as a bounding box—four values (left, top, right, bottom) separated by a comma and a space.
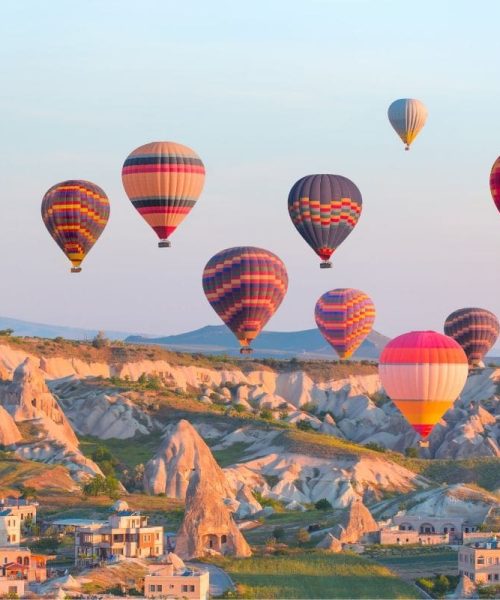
315, 289, 376, 359
489, 156, 500, 213
288, 174, 362, 268
379, 331, 468, 438
41, 180, 110, 273
387, 99, 428, 150
202, 247, 288, 353
444, 307, 499, 367
122, 141, 205, 247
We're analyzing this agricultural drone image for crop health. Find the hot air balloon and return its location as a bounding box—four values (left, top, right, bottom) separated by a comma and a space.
387, 99, 428, 150
202, 247, 288, 353
444, 307, 499, 368
489, 156, 500, 213
122, 141, 205, 247
287, 174, 362, 268
41, 180, 110, 273
315, 289, 376, 359
379, 331, 468, 438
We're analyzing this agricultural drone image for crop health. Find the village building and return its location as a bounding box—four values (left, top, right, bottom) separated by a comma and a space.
0, 576, 25, 598
0, 547, 50, 582
458, 538, 500, 585
0, 497, 38, 530
392, 515, 476, 542
144, 561, 209, 600
75, 510, 163, 567
0, 510, 20, 546
379, 525, 449, 545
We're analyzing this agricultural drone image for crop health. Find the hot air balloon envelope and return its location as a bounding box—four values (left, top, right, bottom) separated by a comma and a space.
315, 288, 375, 359
388, 98, 428, 150
444, 307, 499, 368
379, 331, 468, 438
122, 141, 205, 247
287, 174, 362, 268
41, 180, 110, 272
202, 247, 288, 353
489, 157, 500, 213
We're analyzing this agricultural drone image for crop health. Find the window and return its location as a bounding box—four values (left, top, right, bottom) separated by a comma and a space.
189, 585, 195, 592
182, 585, 188, 592
477, 556, 485, 565
8, 587, 17, 594
157, 585, 162, 592
149, 585, 156, 592
221, 535, 227, 544
156, 533, 160, 540
12, 535, 16, 542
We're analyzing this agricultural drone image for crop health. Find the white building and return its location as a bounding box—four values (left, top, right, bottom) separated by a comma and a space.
0, 510, 20, 546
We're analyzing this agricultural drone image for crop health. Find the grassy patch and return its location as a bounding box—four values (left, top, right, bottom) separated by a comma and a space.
212, 442, 251, 467
79, 433, 163, 469
212, 551, 418, 598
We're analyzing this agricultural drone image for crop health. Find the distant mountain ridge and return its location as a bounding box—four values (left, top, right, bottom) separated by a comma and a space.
126, 325, 389, 360
0, 316, 497, 361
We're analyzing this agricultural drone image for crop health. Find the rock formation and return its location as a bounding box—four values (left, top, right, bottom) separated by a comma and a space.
331, 499, 379, 544
2, 358, 78, 448
0, 406, 21, 446
0, 358, 101, 481
144, 419, 232, 499
316, 532, 342, 552
175, 469, 252, 560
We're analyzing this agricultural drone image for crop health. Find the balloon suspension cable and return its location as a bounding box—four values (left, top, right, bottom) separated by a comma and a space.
240, 347, 253, 355
158, 239, 171, 248
71, 267, 82, 274
320, 261, 332, 269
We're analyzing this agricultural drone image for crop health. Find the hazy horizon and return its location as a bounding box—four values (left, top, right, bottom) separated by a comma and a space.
2, 0, 499, 340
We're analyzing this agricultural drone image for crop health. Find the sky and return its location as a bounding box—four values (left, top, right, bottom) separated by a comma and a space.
0, 0, 499, 341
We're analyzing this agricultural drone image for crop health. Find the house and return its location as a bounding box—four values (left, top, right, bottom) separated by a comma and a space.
392, 515, 476, 542
75, 510, 163, 567
144, 562, 209, 600
0, 497, 38, 531
0, 510, 20, 546
0, 576, 25, 598
458, 538, 500, 585
0, 547, 50, 582
379, 526, 449, 546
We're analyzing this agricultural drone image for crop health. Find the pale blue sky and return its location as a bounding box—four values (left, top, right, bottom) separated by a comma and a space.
1, 0, 499, 340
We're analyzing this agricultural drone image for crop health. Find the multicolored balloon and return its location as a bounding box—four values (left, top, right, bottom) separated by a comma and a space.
379, 331, 468, 438
41, 180, 110, 273
202, 247, 288, 353
489, 157, 500, 213
315, 289, 376, 359
387, 98, 428, 150
122, 141, 205, 247
444, 307, 499, 368
287, 174, 362, 268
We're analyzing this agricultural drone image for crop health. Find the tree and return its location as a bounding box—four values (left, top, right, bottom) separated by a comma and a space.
19, 486, 37, 501
92, 330, 109, 349
260, 409, 273, 421
296, 420, 313, 432
0, 329, 13, 337
82, 475, 121, 499
315, 498, 332, 511
296, 528, 310, 545
273, 527, 285, 541
433, 575, 450, 596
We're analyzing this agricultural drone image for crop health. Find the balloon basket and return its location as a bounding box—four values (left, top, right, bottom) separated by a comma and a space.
418, 440, 429, 449
240, 347, 253, 355
405, 145, 410, 151
71, 267, 82, 273
158, 240, 171, 248
320, 261, 332, 269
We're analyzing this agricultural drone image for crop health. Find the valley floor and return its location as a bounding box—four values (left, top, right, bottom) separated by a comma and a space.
209, 551, 420, 599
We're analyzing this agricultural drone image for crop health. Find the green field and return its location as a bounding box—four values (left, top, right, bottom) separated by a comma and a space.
213, 551, 419, 599
369, 547, 458, 580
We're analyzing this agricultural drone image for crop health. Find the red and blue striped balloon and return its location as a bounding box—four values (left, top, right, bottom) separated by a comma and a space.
202, 247, 288, 353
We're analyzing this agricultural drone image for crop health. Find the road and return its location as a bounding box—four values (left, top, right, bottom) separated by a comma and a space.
189, 562, 235, 596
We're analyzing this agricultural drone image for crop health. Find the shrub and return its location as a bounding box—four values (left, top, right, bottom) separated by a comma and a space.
0, 329, 13, 336
82, 475, 121, 499
314, 498, 332, 511
405, 447, 418, 458
296, 420, 313, 432
301, 402, 318, 414
273, 527, 285, 541
296, 528, 310, 545
364, 442, 386, 453
260, 409, 273, 421
233, 404, 246, 413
